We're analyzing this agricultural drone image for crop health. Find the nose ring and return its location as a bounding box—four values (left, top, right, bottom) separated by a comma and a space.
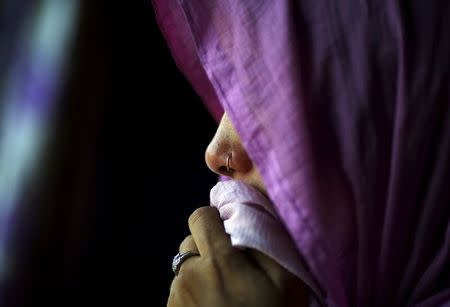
227, 153, 232, 172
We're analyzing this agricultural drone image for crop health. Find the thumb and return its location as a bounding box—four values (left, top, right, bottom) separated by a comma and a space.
246, 249, 293, 285
246, 249, 309, 303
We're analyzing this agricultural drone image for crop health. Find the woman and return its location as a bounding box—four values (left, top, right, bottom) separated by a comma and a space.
153, 0, 450, 306
169, 112, 311, 306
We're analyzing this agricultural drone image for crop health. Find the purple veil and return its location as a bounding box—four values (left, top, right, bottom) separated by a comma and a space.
152, 1, 450, 306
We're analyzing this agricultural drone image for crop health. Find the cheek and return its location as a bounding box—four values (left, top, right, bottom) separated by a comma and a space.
252, 170, 268, 197
235, 167, 268, 197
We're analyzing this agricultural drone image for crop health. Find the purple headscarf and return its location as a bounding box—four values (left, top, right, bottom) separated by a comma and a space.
152, 1, 450, 306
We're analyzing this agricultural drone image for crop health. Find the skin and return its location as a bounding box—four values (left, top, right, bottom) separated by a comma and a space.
167, 113, 308, 307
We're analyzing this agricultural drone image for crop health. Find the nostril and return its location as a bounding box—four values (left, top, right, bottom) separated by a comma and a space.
218, 165, 234, 174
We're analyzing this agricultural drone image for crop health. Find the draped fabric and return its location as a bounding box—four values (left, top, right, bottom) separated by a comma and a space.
152, 1, 450, 306
210, 180, 324, 305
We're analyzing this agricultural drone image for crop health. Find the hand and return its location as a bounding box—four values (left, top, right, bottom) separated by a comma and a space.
167, 206, 308, 307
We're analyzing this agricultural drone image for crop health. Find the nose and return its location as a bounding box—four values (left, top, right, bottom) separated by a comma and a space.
204, 114, 253, 177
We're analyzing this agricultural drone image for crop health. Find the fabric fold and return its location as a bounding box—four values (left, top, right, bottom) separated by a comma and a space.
210, 180, 324, 305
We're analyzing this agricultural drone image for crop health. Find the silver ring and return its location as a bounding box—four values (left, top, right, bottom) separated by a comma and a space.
172, 251, 199, 276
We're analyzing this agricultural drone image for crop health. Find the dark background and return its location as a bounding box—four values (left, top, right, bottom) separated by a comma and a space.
91, 2, 218, 306
101, 2, 218, 305
6, 1, 218, 306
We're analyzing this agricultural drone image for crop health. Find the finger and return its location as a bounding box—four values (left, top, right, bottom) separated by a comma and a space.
248, 249, 308, 304
167, 279, 179, 307
176, 255, 199, 279
174, 236, 200, 282
168, 277, 194, 307
246, 249, 299, 287
179, 235, 199, 254
188, 206, 232, 257
168, 257, 199, 306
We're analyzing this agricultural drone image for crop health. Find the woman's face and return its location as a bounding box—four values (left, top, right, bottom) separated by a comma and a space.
205, 113, 267, 196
